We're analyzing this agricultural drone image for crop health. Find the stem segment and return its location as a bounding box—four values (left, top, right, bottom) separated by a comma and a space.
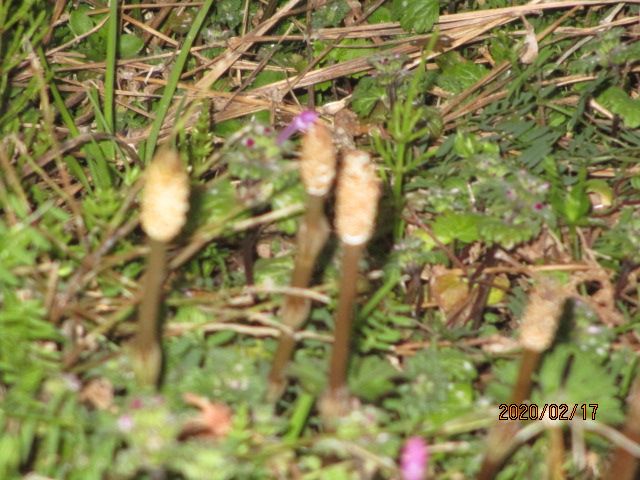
268, 194, 329, 397
328, 243, 363, 399
605, 376, 640, 480
131, 239, 167, 387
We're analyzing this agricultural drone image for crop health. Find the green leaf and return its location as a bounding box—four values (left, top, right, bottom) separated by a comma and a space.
595, 207, 640, 262
313, 39, 372, 65
199, 179, 239, 226
348, 356, 398, 401
118, 34, 144, 59
432, 212, 479, 244
368, 6, 392, 23
215, 0, 244, 29
289, 351, 328, 396
598, 86, 640, 128
611, 41, 640, 64
271, 183, 304, 235
254, 256, 294, 288
252, 70, 286, 88
563, 185, 590, 225
392, 0, 439, 34
69, 9, 94, 36
535, 346, 624, 424
352, 76, 386, 117
311, 0, 350, 29
385, 347, 477, 427
436, 57, 488, 94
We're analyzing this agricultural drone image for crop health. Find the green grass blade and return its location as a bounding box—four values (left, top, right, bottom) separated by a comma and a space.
144, 0, 215, 163
37, 48, 112, 189
104, 0, 118, 134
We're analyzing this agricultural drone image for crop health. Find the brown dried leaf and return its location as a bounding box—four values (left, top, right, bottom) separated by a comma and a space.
79, 378, 114, 410
519, 16, 538, 64
430, 266, 470, 315
180, 393, 233, 440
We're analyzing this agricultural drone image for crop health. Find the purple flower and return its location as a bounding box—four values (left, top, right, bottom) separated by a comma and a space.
276, 110, 319, 145
400, 436, 429, 480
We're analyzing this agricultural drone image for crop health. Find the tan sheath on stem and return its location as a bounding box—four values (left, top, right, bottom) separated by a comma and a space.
132, 147, 189, 387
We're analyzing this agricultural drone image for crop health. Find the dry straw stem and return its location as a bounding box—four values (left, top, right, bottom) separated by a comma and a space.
268, 121, 336, 398
325, 150, 380, 412
132, 147, 190, 387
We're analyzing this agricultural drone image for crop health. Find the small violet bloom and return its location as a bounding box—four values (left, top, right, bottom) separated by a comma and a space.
276, 110, 319, 145
400, 436, 429, 480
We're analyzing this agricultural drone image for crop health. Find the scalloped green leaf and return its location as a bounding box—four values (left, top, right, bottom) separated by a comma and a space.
437, 59, 488, 94
598, 86, 640, 128
392, 0, 439, 34
352, 76, 386, 117
432, 212, 479, 244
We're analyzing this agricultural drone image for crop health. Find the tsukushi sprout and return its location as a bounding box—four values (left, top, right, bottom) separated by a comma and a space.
131, 147, 190, 388
268, 118, 336, 399
321, 149, 380, 420
477, 278, 567, 480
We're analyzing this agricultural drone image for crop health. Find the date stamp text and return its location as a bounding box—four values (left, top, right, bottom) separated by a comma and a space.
498, 403, 598, 421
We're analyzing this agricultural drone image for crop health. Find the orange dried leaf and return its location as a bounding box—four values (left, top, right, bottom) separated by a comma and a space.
181, 393, 233, 439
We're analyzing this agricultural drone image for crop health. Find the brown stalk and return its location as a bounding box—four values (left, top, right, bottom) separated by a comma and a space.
604, 376, 640, 480
268, 194, 330, 397
321, 150, 380, 420
130, 239, 166, 387
130, 147, 190, 388
327, 242, 364, 397
548, 426, 566, 480
268, 120, 336, 398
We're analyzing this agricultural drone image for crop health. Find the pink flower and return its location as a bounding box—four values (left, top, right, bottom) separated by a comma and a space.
276, 110, 319, 144
400, 436, 429, 480
117, 414, 134, 433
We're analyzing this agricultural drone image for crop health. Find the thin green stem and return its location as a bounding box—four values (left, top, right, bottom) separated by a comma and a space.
284, 392, 315, 442
360, 269, 401, 319
104, 0, 118, 134
144, 0, 215, 163
37, 48, 110, 189
87, 88, 131, 178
